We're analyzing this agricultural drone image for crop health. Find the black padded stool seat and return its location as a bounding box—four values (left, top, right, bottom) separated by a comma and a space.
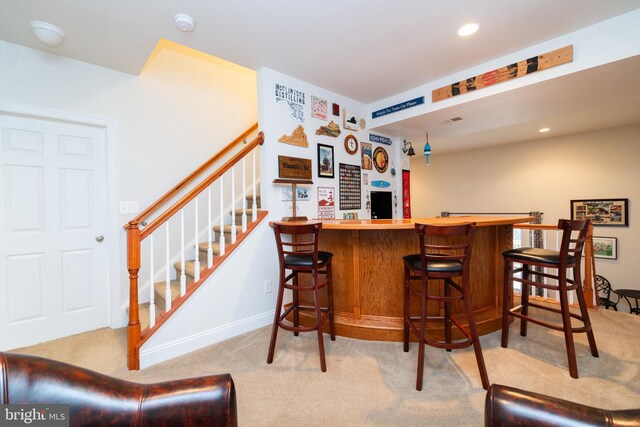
503, 247, 576, 265
502, 219, 598, 379
402, 254, 463, 273
268, 221, 336, 372
284, 251, 332, 267
403, 222, 489, 391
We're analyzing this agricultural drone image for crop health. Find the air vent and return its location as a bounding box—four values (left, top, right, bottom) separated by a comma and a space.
439, 116, 463, 125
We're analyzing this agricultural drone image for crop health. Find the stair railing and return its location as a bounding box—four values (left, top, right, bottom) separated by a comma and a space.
131, 123, 258, 227
125, 127, 265, 370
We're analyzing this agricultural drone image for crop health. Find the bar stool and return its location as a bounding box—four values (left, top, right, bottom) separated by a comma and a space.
268, 221, 336, 372
403, 222, 490, 391
501, 219, 598, 378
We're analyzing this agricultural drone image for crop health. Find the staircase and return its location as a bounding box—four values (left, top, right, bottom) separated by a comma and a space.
125, 125, 267, 370
137, 195, 262, 329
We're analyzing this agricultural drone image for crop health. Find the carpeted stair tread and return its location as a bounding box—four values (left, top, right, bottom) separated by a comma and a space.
173, 260, 206, 279
212, 225, 242, 235
197, 241, 222, 254
153, 280, 181, 311
233, 208, 261, 217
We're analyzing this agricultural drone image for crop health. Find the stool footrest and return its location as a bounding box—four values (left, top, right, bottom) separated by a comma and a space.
278, 305, 333, 333
508, 303, 591, 333
405, 314, 474, 350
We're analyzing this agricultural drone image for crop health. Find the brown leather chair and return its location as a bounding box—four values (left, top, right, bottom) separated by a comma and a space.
0, 351, 237, 427
403, 222, 489, 391
502, 219, 598, 379
485, 384, 640, 426
268, 221, 336, 372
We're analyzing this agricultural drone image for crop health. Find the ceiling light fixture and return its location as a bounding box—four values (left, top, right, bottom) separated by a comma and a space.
29, 21, 65, 47
457, 23, 479, 37
539, 127, 551, 133
174, 14, 196, 32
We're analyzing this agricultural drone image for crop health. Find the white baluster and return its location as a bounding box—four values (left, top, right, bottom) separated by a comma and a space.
165, 222, 171, 311
252, 148, 257, 222
149, 234, 155, 327
193, 196, 200, 282
231, 165, 237, 244
219, 175, 226, 256
180, 209, 186, 295
242, 157, 247, 232
207, 186, 213, 268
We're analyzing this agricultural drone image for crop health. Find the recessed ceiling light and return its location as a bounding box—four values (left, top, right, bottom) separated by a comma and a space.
175, 14, 196, 32
539, 127, 550, 133
457, 23, 479, 37
29, 21, 65, 47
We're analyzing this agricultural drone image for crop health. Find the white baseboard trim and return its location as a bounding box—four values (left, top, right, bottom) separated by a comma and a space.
138, 310, 274, 369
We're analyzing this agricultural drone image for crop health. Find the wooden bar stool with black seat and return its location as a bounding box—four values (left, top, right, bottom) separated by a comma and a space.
403, 222, 490, 391
268, 221, 336, 372
502, 219, 599, 379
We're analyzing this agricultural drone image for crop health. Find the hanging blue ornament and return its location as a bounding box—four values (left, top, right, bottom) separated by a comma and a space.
423, 133, 432, 166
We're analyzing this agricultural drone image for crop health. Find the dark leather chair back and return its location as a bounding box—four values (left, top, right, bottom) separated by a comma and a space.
485, 384, 640, 426
1, 352, 237, 427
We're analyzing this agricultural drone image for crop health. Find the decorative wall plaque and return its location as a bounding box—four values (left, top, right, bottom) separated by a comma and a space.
278, 125, 308, 147
275, 82, 306, 122
315, 121, 341, 137
432, 45, 573, 102
373, 147, 389, 173
278, 156, 312, 180
311, 95, 328, 120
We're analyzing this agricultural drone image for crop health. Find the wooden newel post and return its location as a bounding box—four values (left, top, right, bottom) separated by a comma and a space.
583, 222, 595, 309
126, 221, 141, 370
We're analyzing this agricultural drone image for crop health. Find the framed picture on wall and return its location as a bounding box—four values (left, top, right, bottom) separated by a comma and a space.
592, 236, 617, 259
317, 143, 334, 178
570, 198, 628, 226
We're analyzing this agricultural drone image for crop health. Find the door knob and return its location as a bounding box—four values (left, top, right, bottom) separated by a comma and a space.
95, 235, 104, 243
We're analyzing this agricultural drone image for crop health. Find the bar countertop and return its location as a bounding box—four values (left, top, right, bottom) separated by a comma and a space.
316, 215, 534, 230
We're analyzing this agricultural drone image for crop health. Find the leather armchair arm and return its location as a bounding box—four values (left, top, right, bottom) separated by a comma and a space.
485, 384, 640, 427
1, 352, 237, 427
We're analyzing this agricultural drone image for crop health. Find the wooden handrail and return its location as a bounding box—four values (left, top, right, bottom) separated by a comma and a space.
140, 131, 264, 240
125, 123, 258, 228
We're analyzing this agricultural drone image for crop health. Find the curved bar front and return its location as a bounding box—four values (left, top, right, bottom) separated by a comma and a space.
293, 216, 533, 341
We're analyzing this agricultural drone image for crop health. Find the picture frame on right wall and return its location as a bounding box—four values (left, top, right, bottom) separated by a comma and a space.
592, 236, 617, 259
570, 198, 628, 226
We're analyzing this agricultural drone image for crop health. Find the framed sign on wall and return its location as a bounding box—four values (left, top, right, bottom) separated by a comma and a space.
570, 198, 628, 226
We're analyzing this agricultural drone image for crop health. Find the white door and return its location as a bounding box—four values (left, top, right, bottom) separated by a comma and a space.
0, 113, 110, 350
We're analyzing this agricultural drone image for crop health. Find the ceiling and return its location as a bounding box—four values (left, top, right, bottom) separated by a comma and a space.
1, 0, 640, 153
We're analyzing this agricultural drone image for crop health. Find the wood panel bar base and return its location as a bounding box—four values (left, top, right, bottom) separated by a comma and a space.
290, 216, 532, 342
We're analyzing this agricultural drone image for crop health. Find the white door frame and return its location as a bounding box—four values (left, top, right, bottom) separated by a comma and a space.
0, 101, 122, 328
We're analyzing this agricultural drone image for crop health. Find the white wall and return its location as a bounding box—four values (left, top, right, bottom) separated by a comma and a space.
257, 67, 408, 221
410, 124, 640, 304
0, 40, 258, 326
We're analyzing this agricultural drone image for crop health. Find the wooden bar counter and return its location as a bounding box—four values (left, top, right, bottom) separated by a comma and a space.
293, 216, 533, 341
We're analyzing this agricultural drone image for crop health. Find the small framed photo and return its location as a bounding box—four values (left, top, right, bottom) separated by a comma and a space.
317, 143, 334, 178
570, 198, 628, 226
343, 109, 359, 130
592, 236, 617, 259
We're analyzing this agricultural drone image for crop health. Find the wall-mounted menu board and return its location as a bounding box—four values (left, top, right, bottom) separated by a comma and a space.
339, 163, 361, 210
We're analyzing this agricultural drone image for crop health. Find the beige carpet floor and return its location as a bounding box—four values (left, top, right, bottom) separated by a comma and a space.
12, 308, 640, 426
